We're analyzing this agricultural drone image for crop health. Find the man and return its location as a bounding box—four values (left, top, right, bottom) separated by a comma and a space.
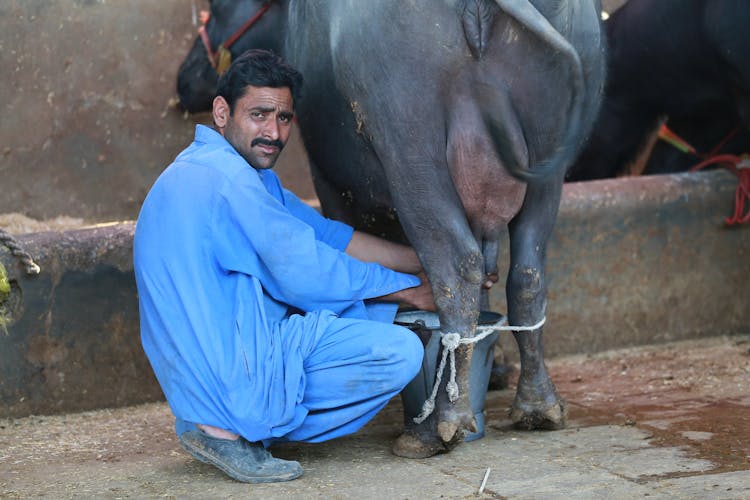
134, 49, 434, 483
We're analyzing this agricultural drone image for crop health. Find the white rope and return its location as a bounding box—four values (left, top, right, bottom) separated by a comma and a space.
412, 315, 546, 424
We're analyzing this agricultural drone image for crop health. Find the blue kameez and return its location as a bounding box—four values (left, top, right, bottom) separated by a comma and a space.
134, 125, 422, 444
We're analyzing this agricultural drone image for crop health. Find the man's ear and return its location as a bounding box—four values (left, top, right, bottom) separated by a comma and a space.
212, 96, 230, 129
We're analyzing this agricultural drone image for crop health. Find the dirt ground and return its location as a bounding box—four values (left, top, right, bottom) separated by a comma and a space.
538, 335, 750, 474
1, 334, 748, 498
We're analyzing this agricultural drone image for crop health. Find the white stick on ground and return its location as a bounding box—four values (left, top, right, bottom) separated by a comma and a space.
478, 467, 491, 494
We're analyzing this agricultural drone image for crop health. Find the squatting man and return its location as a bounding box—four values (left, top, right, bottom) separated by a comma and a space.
133, 49, 460, 483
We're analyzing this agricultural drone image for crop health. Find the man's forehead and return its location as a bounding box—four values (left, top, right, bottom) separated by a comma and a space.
239, 85, 293, 109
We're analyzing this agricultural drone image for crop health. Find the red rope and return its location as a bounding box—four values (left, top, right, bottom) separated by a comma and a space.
198, 24, 216, 69
690, 154, 750, 225
658, 125, 749, 225
222, 3, 272, 51
197, 2, 272, 72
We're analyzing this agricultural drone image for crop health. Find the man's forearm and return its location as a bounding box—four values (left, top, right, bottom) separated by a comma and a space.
345, 230, 422, 274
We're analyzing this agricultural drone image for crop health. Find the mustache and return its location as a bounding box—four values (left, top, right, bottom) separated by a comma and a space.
251, 138, 284, 150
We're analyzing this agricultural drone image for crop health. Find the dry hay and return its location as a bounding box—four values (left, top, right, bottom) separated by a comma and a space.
0, 213, 87, 235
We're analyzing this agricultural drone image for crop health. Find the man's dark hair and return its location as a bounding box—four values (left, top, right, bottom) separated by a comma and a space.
216, 49, 303, 114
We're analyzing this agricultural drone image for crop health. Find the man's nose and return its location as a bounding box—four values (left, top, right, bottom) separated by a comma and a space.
263, 117, 280, 140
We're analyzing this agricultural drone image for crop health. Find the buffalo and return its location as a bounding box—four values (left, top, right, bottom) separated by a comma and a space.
567, 0, 750, 181
176, 0, 606, 458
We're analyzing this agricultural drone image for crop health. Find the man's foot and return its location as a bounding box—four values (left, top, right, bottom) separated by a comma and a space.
179, 430, 303, 483
197, 423, 239, 440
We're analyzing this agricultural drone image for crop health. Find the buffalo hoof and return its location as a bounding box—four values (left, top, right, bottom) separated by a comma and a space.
436, 419, 472, 450
437, 420, 459, 443
509, 397, 567, 430
391, 430, 446, 459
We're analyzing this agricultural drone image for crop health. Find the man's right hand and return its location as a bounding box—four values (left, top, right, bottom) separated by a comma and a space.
378, 270, 436, 312
401, 271, 436, 312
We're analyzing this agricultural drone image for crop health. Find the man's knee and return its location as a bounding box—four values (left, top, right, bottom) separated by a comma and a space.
377, 325, 423, 388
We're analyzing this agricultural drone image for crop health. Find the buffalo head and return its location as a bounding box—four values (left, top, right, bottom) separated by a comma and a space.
176, 0, 287, 113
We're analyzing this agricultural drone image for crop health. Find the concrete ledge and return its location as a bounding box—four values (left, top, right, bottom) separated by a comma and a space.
0, 222, 162, 418
2, 170, 749, 417
493, 169, 750, 360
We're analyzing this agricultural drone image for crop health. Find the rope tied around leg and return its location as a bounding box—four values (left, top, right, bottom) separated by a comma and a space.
412, 315, 546, 424
441, 333, 461, 403
0, 229, 41, 275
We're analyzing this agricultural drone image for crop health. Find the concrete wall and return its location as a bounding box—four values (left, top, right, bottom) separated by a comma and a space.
494, 171, 750, 363
0, 0, 315, 223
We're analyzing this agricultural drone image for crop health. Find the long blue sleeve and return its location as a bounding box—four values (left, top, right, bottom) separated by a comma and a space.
212, 167, 417, 315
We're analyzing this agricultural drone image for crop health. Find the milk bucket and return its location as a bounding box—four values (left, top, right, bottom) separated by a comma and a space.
395, 310, 503, 442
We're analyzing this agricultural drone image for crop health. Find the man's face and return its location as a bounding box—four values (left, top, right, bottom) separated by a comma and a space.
212, 85, 294, 170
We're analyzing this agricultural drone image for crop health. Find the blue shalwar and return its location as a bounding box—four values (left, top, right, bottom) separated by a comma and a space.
134, 125, 423, 445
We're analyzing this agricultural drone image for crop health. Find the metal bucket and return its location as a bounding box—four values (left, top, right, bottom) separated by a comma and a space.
395, 310, 504, 442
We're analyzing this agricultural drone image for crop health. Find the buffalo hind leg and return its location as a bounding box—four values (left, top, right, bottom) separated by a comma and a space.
507, 299, 567, 430
506, 176, 566, 430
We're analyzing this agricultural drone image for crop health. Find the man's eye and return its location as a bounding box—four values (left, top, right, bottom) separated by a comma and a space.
251, 111, 265, 119
279, 115, 291, 123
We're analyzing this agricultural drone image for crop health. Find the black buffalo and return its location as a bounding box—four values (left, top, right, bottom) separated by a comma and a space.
568, 0, 750, 181
177, 0, 606, 458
